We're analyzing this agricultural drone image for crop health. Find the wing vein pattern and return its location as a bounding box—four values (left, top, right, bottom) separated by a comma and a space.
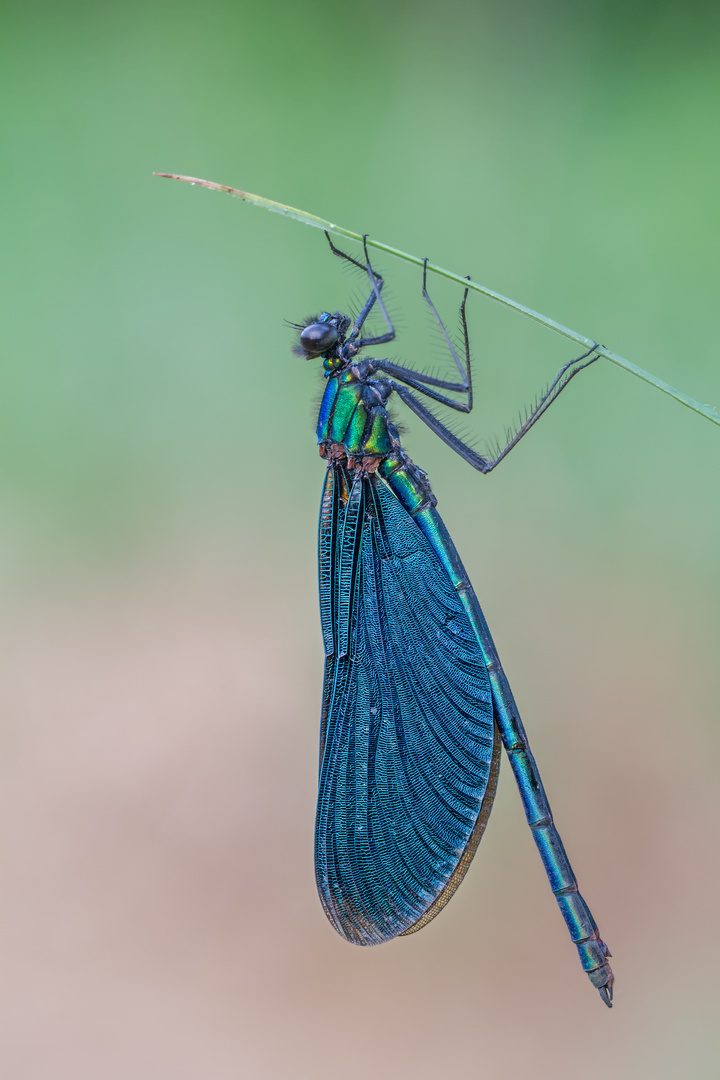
315, 463, 497, 945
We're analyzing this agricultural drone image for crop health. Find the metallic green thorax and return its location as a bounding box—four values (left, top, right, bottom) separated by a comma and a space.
317, 364, 436, 515
317, 366, 393, 458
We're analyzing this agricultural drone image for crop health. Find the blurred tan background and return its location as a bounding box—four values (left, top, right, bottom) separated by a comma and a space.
2, 1, 720, 1077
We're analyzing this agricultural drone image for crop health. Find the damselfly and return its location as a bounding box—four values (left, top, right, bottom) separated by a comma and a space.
294, 234, 614, 1007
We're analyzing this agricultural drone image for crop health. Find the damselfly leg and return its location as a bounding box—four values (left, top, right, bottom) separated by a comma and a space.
324, 232, 396, 347
364, 257, 600, 472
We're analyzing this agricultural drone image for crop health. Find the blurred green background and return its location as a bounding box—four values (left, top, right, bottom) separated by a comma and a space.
3, 1, 719, 1077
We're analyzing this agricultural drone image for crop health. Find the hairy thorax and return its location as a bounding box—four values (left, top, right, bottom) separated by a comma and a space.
317, 368, 436, 515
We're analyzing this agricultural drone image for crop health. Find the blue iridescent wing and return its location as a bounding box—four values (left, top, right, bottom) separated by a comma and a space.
315, 464, 500, 945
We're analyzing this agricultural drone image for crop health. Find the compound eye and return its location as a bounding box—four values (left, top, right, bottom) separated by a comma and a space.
300, 322, 339, 357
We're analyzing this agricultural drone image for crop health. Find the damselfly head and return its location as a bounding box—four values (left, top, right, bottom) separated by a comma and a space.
293, 312, 351, 360
300, 321, 338, 357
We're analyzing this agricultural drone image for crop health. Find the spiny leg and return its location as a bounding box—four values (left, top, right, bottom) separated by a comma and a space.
374, 262, 599, 447
385, 342, 601, 473
368, 265, 475, 410
384, 257, 600, 462
323, 231, 395, 346
421, 258, 472, 401
482, 345, 600, 471
324, 230, 369, 275
355, 235, 396, 347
